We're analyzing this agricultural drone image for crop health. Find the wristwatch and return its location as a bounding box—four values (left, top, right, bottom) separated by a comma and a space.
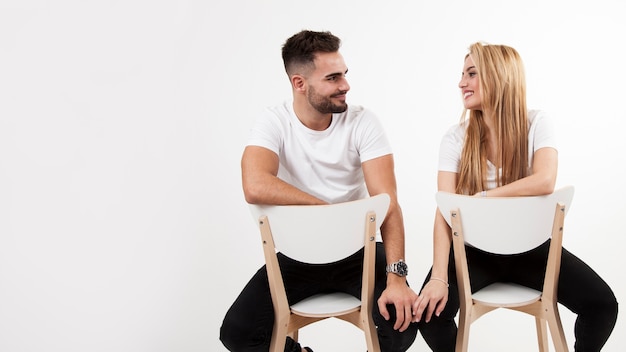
386, 259, 409, 277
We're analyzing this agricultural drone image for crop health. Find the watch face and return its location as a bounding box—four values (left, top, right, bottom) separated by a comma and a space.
387, 261, 408, 276
397, 262, 408, 275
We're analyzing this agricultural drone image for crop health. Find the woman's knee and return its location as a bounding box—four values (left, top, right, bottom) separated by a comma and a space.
596, 291, 619, 325
418, 314, 457, 352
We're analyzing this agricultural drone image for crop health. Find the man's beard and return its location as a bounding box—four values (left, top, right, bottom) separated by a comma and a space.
307, 86, 348, 114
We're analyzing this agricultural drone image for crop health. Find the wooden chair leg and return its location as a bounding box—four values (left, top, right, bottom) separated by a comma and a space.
455, 311, 471, 352
270, 317, 289, 352
289, 330, 299, 343
269, 329, 286, 352
535, 317, 549, 352
363, 315, 380, 352
547, 308, 569, 352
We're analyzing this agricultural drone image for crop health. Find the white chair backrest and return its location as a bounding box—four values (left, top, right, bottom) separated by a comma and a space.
435, 186, 575, 254
249, 194, 390, 264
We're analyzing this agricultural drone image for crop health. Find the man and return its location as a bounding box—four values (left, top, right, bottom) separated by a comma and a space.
220, 30, 418, 352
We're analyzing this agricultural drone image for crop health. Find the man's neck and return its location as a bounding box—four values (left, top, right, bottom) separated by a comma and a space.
292, 100, 332, 131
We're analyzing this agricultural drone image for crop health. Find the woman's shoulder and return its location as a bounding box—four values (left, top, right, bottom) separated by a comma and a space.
528, 109, 556, 130
528, 109, 548, 123
444, 120, 468, 140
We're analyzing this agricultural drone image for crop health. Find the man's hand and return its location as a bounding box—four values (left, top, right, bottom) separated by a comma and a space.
377, 279, 419, 332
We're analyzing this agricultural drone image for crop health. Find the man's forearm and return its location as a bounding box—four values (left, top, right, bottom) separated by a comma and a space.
380, 203, 407, 268
243, 174, 326, 206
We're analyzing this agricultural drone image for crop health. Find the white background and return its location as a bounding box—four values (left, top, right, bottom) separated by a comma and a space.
0, 0, 624, 351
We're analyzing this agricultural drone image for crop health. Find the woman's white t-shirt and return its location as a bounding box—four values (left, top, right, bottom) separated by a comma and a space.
438, 110, 558, 190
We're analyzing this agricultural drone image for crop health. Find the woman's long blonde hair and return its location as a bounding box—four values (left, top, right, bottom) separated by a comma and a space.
456, 42, 529, 195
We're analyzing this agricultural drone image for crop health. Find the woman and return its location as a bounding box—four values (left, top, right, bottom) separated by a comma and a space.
413, 42, 618, 351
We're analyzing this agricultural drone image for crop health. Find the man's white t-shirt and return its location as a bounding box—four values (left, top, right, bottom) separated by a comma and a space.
438, 110, 558, 190
247, 101, 392, 204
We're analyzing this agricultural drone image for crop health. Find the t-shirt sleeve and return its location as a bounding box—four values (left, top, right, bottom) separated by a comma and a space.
529, 110, 558, 152
438, 124, 463, 173
246, 108, 283, 155
356, 110, 393, 162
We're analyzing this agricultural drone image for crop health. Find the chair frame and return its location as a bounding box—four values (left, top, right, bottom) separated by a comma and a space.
437, 187, 573, 352
251, 194, 389, 352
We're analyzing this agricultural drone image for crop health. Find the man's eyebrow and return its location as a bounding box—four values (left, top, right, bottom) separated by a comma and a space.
325, 69, 349, 78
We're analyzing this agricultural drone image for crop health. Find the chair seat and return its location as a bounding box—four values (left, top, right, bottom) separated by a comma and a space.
291, 292, 361, 317
473, 282, 542, 307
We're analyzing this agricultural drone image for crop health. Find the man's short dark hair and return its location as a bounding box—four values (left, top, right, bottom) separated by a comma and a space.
281, 30, 341, 77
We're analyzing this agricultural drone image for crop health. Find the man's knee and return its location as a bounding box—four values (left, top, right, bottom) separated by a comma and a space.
219, 316, 253, 351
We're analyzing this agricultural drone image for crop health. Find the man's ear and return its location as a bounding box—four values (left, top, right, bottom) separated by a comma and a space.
291, 74, 306, 92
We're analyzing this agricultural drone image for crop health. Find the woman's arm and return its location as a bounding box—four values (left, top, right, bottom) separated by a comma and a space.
412, 170, 457, 322
481, 147, 558, 197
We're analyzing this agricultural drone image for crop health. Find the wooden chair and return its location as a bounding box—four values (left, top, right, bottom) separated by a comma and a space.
249, 194, 390, 352
435, 186, 575, 352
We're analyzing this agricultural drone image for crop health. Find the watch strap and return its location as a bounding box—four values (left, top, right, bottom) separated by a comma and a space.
386, 259, 408, 277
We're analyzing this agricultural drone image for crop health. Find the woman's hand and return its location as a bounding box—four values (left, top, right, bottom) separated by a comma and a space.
412, 279, 449, 323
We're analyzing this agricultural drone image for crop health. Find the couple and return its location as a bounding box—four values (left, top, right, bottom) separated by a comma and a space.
219, 30, 618, 352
